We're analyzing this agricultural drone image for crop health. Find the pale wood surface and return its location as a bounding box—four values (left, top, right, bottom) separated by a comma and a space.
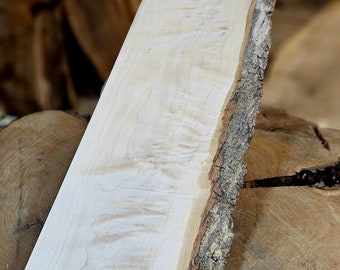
0, 111, 87, 270
226, 187, 340, 270
25, 1, 267, 269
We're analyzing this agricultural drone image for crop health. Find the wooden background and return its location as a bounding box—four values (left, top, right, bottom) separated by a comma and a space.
1, 0, 339, 121
0, 0, 140, 115
0, 0, 340, 269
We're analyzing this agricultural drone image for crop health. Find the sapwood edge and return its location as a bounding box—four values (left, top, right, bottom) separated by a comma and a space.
189, 1, 275, 269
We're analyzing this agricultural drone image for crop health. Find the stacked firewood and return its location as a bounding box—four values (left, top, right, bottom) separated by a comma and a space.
0, 0, 141, 115
0, 1, 339, 269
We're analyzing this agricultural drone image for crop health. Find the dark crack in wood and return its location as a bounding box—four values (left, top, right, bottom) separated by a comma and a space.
244, 159, 340, 189
313, 124, 330, 151
15, 218, 44, 234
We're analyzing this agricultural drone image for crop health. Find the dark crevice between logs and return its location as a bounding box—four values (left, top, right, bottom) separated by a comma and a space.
61, 16, 104, 97
31, 0, 104, 97
31, 0, 62, 16
244, 159, 340, 189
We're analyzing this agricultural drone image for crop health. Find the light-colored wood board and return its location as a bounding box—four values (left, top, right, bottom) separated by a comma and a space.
0, 111, 88, 270
263, 0, 340, 129
25, 0, 274, 269
226, 186, 340, 270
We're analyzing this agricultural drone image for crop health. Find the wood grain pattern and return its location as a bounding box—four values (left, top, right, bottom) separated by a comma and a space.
226, 187, 340, 270
225, 107, 340, 268
245, 106, 340, 182
25, 0, 273, 269
0, 111, 87, 270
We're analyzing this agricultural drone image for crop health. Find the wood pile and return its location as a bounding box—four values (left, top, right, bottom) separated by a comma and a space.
2, 105, 340, 269
227, 1, 340, 268
263, 0, 340, 129
0, 0, 141, 115
227, 108, 340, 270
0, 111, 88, 270
0, 0, 339, 269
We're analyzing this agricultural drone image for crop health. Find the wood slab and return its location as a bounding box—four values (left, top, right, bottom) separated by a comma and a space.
25, 0, 274, 269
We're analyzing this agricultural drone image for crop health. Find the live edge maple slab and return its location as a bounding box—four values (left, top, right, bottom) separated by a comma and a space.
25, 0, 274, 269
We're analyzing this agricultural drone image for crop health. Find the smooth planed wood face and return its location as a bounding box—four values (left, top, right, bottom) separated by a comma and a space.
25, 0, 254, 269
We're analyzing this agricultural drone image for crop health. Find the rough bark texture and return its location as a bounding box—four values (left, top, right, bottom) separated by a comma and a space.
24, 1, 275, 269
191, 1, 275, 269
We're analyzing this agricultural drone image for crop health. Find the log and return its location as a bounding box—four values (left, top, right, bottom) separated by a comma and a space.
2, 107, 340, 269
225, 106, 340, 269
269, 0, 329, 61
25, 0, 274, 269
0, 0, 77, 115
227, 186, 340, 270
244, 106, 340, 184
64, 0, 141, 80
0, 0, 139, 115
262, 1, 340, 129
0, 111, 88, 270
